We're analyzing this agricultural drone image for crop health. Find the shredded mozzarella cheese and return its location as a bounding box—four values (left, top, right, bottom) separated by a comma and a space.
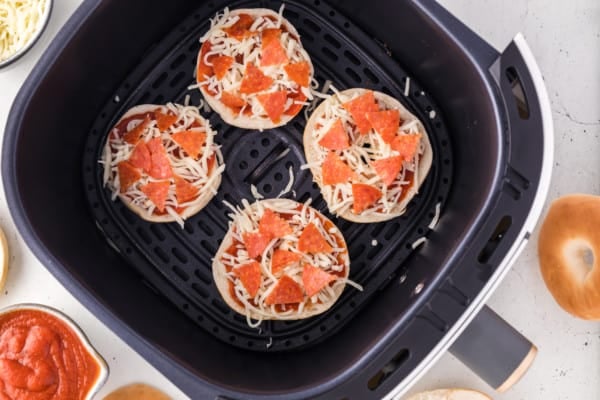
0, 0, 48, 62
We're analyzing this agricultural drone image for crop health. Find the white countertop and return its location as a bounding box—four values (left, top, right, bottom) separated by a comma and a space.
0, 1, 598, 399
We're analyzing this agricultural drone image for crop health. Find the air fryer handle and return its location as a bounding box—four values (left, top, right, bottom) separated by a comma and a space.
449, 306, 537, 393
491, 32, 553, 187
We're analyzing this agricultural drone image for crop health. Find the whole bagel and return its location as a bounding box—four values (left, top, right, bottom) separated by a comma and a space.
538, 194, 600, 319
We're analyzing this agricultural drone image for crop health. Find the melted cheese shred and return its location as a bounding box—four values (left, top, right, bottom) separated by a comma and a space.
0, 0, 47, 62
199, 7, 313, 122
219, 199, 361, 322
306, 90, 426, 217
101, 103, 224, 227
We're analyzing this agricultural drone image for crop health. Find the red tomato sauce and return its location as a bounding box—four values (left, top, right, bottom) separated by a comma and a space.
0, 309, 100, 400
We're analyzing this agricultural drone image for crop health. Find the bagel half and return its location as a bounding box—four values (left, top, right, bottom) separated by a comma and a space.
213, 199, 354, 321
406, 388, 491, 400
196, 8, 314, 130
102, 103, 224, 227
538, 194, 600, 319
304, 88, 433, 223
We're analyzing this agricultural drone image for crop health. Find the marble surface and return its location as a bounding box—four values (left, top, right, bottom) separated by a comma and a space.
0, 1, 597, 399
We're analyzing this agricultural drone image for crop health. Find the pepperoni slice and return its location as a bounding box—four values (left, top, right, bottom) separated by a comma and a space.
122, 115, 151, 144
322, 152, 357, 185
352, 183, 382, 214
257, 90, 287, 123
284, 61, 310, 87
223, 14, 255, 40
259, 209, 293, 238
220, 91, 246, 111
365, 110, 400, 144
271, 249, 302, 275
240, 63, 274, 94
172, 130, 207, 160
265, 275, 304, 305
156, 112, 178, 131
174, 175, 198, 204
372, 155, 403, 187
261, 28, 289, 67
302, 264, 336, 297
146, 138, 173, 179
140, 180, 170, 212
212, 55, 234, 80
117, 161, 141, 193
298, 223, 333, 254
284, 91, 307, 116
196, 42, 213, 83
342, 91, 379, 134
391, 133, 422, 162
318, 119, 350, 150
242, 231, 271, 259
128, 141, 151, 173
233, 261, 261, 298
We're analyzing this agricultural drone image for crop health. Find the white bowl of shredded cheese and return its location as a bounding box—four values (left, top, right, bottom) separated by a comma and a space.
0, 0, 52, 68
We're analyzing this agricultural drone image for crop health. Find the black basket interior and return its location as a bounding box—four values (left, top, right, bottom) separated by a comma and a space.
5, 0, 550, 397
82, 0, 453, 352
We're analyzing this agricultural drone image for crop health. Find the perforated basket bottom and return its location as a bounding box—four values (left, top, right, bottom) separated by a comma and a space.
82, 0, 453, 352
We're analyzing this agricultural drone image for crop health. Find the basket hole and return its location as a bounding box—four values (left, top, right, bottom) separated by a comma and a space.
329, 10, 335, 17
171, 54, 186, 69
274, 172, 283, 181
285, 340, 291, 347
303, 334, 310, 341
368, 349, 410, 390
313, 0, 320, 5
198, 220, 214, 236
152, 72, 168, 89
324, 33, 340, 48
304, 18, 321, 33
322, 47, 338, 62
320, 325, 326, 332
172, 248, 188, 263
194, 269, 212, 285
250, 149, 259, 158
212, 299, 230, 315
150, 225, 165, 241
285, 161, 294, 169
169, 71, 186, 87
240, 160, 248, 169
263, 183, 272, 193
344, 51, 360, 66
343, 22, 350, 28
443, 177, 449, 184
261, 137, 270, 147
153, 247, 169, 263
201, 240, 216, 255
172, 265, 190, 282
505, 67, 530, 119
364, 68, 379, 84
478, 216, 512, 264
136, 228, 152, 244
345, 68, 362, 83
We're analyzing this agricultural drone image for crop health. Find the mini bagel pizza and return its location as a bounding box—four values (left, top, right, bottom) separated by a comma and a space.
196, 7, 314, 129
213, 199, 359, 322
101, 103, 224, 227
303, 88, 433, 223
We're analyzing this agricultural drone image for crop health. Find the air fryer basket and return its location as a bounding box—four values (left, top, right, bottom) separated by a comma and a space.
2, 0, 552, 399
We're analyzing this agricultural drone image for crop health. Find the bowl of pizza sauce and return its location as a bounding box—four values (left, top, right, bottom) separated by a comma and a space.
0, 303, 108, 399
